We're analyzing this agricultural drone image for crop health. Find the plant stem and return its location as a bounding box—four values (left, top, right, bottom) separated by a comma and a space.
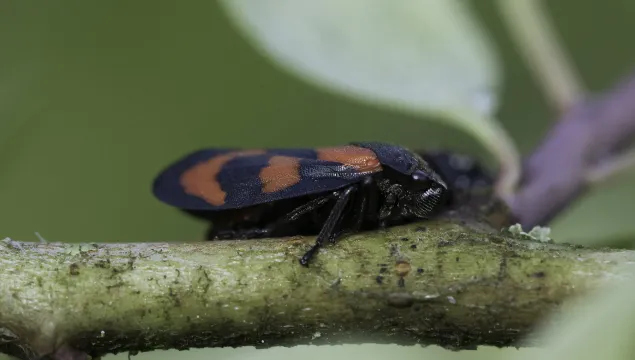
497, 0, 584, 113
1, 218, 633, 360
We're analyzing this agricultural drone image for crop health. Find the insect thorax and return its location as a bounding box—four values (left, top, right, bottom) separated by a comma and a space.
373, 169, 446, 223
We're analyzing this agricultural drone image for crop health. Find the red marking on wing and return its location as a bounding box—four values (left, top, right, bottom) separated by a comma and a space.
180, 150, 266, 206
260, 155, 302, 193
316, 145, 382, 173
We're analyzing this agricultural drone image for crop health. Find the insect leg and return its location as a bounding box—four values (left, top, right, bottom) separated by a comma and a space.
332, 176, 373, 244
324, 192, 366, 246
279, 195, 335, 223
348, 194, 367, 237
209, 195, 337, 240
378, 184, 402, 227
365, 177, 379, 223
256, 195, 337, 237
300, 186, 355, 266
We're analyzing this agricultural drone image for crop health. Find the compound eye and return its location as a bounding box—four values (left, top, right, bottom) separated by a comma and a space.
411, 170, 429, 182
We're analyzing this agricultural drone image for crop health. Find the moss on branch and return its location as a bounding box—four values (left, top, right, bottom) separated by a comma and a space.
2, 212, 635, 360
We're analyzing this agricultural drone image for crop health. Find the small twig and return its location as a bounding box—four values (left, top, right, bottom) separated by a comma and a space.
492, 124, 521, 202
496, 0, 585, 113
495, 0, 635, 227
586, 147, 635, 184
34, 232, 47, 244
508, 68, 635, 227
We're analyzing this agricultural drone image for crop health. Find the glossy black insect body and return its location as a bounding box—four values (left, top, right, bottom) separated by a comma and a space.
153, 142, 449, 266
420, 150, 494, 205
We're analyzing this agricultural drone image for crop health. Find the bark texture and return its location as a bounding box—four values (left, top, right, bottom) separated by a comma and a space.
1, 209, 634, 359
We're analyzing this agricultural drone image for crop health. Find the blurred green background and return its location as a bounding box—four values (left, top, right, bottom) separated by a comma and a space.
1, 1, 634, 359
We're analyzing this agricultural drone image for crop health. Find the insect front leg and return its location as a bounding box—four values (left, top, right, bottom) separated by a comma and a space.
378, 184, 402, 227
325, 177, 374, 245
300, 186, 355, 266
326, 177, 374, 245
341, 176, 375, 242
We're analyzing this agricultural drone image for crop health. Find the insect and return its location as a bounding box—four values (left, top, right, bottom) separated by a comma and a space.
419, 150, 493, 204
152, 142, 450, 266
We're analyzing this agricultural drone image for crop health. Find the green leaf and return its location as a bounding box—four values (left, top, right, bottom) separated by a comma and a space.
219, 0, 500, 118
219, 0, 520, 192
512, 271, 635, 360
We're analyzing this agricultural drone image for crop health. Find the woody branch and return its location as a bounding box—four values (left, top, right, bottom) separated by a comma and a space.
508, 67, 635, 227
1, 217, 635, 360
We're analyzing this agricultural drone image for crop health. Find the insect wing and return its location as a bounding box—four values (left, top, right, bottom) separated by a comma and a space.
152, 148, 374, 210
152, 148, 242, 209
